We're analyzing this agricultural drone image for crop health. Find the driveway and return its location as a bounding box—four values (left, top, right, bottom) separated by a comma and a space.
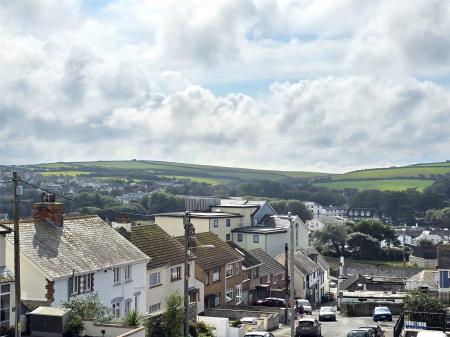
273, 309, 396, 337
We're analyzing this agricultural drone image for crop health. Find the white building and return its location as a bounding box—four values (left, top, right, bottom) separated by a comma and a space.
303, 202, 324, 218
0, 225, 15, 328
4, 202, 149, 319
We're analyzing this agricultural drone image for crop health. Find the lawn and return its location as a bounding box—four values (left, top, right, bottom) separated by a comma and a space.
332, 166, 450, 180
38, 171, 92, 177
314, 179, 434, 191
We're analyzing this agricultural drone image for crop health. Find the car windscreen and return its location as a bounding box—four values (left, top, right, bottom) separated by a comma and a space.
299, 321, 315, 328
298, 300, 310, 306
320, 307, 334, 313
374, 307, 390, 313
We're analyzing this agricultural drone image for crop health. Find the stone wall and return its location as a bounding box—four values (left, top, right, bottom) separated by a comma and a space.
340, 301, 403, 317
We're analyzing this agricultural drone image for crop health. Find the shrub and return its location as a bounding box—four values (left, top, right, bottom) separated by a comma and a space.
121, 310, 143, 326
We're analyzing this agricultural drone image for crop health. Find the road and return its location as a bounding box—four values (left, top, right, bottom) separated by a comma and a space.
273, 309, 396, 337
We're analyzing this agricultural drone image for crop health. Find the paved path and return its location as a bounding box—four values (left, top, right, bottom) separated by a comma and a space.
273, 309, 396, 337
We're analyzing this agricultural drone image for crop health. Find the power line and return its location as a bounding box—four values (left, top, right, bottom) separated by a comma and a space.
18, 178, 154, 218
0, 180, 12, 183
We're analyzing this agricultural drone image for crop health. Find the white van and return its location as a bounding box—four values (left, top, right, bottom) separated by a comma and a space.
416, 331, 447, 337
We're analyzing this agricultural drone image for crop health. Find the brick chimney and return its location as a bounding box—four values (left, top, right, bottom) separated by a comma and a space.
32, 193, 64, 226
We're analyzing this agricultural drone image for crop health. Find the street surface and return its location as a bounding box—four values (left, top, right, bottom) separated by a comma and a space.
274, 309, 396, 337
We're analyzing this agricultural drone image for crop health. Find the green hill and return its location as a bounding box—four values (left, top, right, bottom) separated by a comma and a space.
31, 160, 450, 191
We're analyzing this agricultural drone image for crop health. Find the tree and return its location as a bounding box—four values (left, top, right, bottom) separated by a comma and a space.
271, 200, 313, 222
354, 220, 398, 245
347, 232, 381, 259
403, 289, 445, 312
426, 207, 450, 228
315, 221, 352, 256
62, 293, 112, 323
418, 238, 433, 246
163, 292, 184, 337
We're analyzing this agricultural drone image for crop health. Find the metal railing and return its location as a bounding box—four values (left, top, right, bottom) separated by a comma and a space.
393, 312, 404, 337
394, 311, 449, 337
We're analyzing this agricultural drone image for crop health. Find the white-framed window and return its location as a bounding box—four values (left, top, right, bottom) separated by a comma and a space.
73, 273, 94, 294
112, 301, 121, 318
226, 288, 233, 302
273, 275, 277, 284
226, 234, 231, 241
226, 219, 231, 227
171, 266, 181, 282
124, 265, 132, 281
150, 303, 161, 313
225, 264, 233, 278
253, 235, 259, 243
213, 219, 219, 228
212, 268, 220, 282
235, 263, 240, 275
237, 234, 243, 242
134, 294, 139, 312
204, 271, 209, 285
235, 283, 242, 304
150, 272, 161, 287
0, 284, 10, 326
113, 267, 121, 284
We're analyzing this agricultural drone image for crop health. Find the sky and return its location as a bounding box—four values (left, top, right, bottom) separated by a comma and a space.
1, 0, 450, 173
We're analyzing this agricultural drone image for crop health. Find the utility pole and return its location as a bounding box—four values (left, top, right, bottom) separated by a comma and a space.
284, 243, 289, 325
289, 212, 295, 337
12, 172, 21, 337
183, 211, 190, 337
402, 226, 406, 268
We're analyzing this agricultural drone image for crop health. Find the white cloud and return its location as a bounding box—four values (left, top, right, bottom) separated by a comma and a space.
1, 0, 450, 171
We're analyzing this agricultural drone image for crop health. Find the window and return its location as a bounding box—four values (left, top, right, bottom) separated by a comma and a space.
225, 264, 233, 278
226, 234, 231, 241
213, 219, 219, 228
171, 267, 182, 282
245, 270, 251, 281
150, 272, 161, 287
212, 268, 220, 282
0, 284, 10, 326
253, 235, 259, 243
189, 292, 197, 303
296, 225, 299, 246
273, 275, 277, 284
253, 268, 259, 279
134, 294, 139, 312
235, 263, 240, 275
237, 234, 243, 242
73, 273, 94, 294
226, 288, 233, 302
112, 301, 121, 318
204, 271, 209, 285
113, 267, 121, 284
226, 219, 231, 227
149, 303, 161, 313
124, 265, 132, 281
235, 284, 242, 304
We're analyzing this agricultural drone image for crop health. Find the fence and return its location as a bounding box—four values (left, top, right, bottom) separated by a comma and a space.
393, 311, 450, 337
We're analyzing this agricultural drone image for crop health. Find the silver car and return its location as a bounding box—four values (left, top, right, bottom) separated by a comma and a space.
296, 318, 322, 337
245, 332, 275, 337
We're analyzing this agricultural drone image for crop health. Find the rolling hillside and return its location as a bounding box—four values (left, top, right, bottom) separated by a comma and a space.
30, 160, 450, 191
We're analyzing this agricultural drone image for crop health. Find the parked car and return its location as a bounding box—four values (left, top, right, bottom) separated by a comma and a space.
319, 306, 336, 321
245, 332, 275, 337
255, 297, 286, 307
359, 325, 384, 337
347, 329, 372, 337
372, 307, 392, 322
416, 332, 447, 337
296, 299, 313, 314
357, 327, 376, 337
296, 318, 322, 337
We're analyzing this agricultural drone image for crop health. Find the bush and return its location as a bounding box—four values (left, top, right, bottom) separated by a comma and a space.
62, 292, 112, 323
121, 310, 143, 326
66, 314, 84, 332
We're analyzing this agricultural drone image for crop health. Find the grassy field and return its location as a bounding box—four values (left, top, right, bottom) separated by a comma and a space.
158, 175, 226, 185
38, 171, 92, 176
332, 166, 450, 180
314, 179, 434, 191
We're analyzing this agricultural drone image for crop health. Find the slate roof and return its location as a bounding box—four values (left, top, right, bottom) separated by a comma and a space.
407, 270, 438, 289
226, 242, 261, 269
249, 248, 285, 277
131, 224, 185, 270
177, 232, 243, 270
155, 212, 242, 219
339, 273, 369, 290
293, 250, 319, 276
305, 246, 330, 271
4, 215, 149, 279
232, 226, 287, 234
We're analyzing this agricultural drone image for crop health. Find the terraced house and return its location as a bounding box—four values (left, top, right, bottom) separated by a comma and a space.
4, 199, 149, 318
178, 232, 244, 308
130, 224, 204, 315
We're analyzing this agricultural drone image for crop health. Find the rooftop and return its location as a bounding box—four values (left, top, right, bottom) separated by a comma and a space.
293, 250, 319, 275
130, 224, 186, 270
231, 226, 287, 234
249, 248, 285, 277
155, 212, 242, 219
4, 215, 149, 279
227, 241, 261, 269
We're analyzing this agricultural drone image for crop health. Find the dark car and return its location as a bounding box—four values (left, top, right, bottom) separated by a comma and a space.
372, 307, 392, 322
255, 297, 286, 307
357, 327, 376, 337
359, 326, 384, 337
319, 306, 336, 321
296, 318, 322, 337
347, 329, 372, 337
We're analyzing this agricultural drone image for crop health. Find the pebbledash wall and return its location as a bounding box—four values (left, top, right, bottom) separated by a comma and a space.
52, 262, 147, 316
